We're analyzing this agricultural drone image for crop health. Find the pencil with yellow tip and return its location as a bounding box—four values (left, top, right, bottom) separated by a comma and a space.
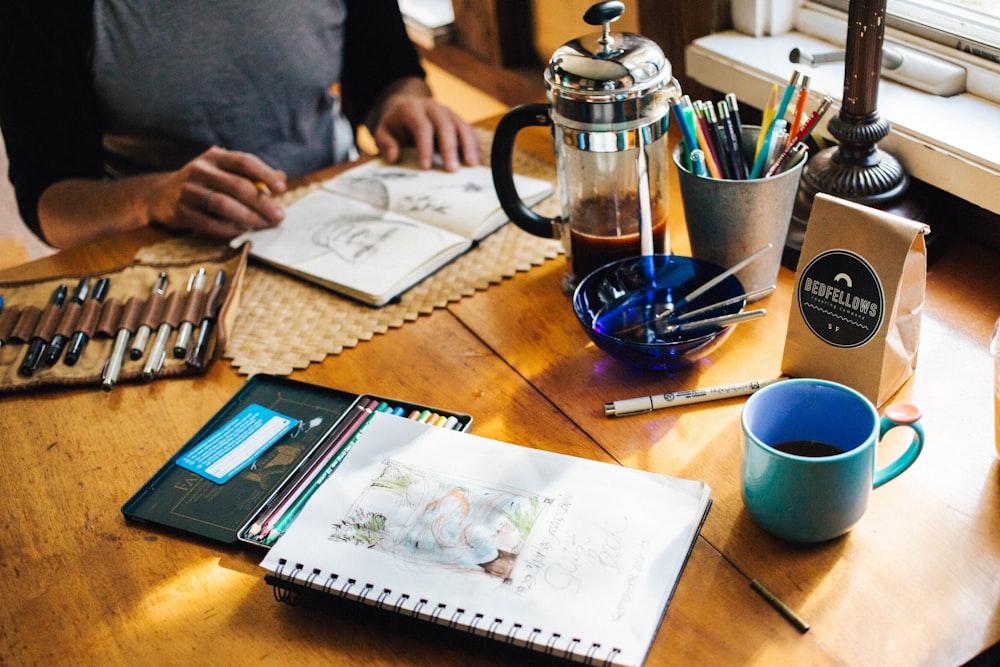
754, 84, 779, 160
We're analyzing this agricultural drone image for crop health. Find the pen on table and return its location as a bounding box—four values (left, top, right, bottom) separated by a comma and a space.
101, 296, 143, 391
185, 269, 226, 370
604, 376, 788, 417
130, 272, 169, 360
174, 267, 207, 358
19, 283, 67, 377
764, 97, 833, 178
64, 277, 110, 366
143, 291, 183, 381
751, 579, 810, 633
44, 277, 90, 366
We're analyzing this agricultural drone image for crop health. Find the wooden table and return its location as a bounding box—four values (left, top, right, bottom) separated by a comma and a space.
2, 123, 998, 667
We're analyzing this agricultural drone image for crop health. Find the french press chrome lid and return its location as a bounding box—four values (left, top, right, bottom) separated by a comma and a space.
544, 1, 679, 132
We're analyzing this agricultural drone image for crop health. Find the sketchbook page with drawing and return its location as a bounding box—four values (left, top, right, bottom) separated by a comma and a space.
321, 156, 553, 240
232, 190, 471, 306
260, 412, 711, 667
232, 159, 553, 306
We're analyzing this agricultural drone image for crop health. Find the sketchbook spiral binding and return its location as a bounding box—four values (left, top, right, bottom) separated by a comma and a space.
268, 557, 623, 664
258, 411, 712, 667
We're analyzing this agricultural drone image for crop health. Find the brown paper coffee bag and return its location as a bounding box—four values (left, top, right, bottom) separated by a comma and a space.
781, 193, 930, 406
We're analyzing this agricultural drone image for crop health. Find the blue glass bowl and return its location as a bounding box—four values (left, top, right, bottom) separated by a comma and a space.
572, 254, 746, 371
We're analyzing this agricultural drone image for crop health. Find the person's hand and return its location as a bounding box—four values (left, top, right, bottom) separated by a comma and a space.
151, 146, 288, 239
371, 79, 482, 172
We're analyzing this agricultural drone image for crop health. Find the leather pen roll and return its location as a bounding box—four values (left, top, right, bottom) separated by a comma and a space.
160, 291, 184, 329
205, 275, 226, 313
96, 299, 124, 339
32, 299, 65, 345
120, 296, 145, 334
75, 296, 106, 341
52, 300, 84, 341
180, 284, 207, 326
139, 294, 167, 330
132, 290, 167, 359
174, 283, 207, 357
0, 305, 22, 345
10, 306, 42, 344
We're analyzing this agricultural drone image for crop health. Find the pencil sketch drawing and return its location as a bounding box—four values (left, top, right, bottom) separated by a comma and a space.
331, 460, 547, 582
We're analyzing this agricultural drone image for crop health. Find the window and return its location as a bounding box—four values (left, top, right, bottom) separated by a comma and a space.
819, 0, 1000, 66
685, 0, 1000, 217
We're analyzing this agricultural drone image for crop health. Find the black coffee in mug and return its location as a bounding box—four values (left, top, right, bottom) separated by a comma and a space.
771, 439, 845, 457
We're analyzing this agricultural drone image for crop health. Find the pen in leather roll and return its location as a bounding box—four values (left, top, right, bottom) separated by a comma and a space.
143, 291, 183, 381
101, 296, 143, 391
19, 283, 67, 377
130, 272, 168, 360
64, 277, 110, 366
8, 305, 41, 348
174, 267, 206, 358
186, 269, 226, 370
0, 300, 21, 350
44, 278, 89, 366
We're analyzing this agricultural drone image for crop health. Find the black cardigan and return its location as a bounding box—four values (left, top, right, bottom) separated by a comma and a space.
0, 0, 425, 242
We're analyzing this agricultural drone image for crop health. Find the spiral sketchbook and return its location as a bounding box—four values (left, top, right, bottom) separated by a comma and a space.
260, 411, 711, 667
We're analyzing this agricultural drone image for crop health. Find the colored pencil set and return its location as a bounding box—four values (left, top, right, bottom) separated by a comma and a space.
245, 397, 465, 546
672, 71, 833, 180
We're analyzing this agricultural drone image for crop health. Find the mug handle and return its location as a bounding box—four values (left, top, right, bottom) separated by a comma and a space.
490, 103, 562, 240
873, 403, 924, 488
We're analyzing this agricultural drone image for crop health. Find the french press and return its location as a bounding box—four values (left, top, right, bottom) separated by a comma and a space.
491, 1, 680, 291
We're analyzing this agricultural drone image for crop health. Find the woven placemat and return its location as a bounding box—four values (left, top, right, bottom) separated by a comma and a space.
136, 133, 562, 376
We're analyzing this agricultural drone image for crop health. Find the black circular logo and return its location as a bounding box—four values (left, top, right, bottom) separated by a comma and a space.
797, 250, 884, 348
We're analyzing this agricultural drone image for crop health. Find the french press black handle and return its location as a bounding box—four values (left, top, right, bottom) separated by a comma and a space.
490, 103, 561, 240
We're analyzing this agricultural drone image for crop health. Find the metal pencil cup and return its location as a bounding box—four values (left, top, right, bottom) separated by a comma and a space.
672, 126, 806, 298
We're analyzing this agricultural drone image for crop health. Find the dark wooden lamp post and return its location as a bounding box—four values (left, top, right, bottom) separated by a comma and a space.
783, 0, 930, 267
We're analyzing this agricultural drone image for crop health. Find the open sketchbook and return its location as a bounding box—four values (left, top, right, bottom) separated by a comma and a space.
260, 411, 711, 667
231, 158, 552, 306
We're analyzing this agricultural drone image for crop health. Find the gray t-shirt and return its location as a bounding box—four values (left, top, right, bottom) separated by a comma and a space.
92, 0, 355, 177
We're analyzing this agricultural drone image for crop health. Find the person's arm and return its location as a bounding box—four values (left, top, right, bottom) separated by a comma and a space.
0, 2, 286, 249
341, 0, 480, 170
38, 148, 288, 248
0, 1, 104, 245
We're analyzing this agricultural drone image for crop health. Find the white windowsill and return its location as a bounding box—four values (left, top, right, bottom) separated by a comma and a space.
685, 30, 1000, 216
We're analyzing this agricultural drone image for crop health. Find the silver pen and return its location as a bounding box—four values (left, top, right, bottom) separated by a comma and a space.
130, 272, 169, 360
101, 297, 143, 392
143, 291, 181, 381
102, 327, 132, 392
173, 268, 206, 358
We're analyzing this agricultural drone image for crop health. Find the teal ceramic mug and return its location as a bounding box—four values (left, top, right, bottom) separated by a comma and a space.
740, 378, 924, 543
